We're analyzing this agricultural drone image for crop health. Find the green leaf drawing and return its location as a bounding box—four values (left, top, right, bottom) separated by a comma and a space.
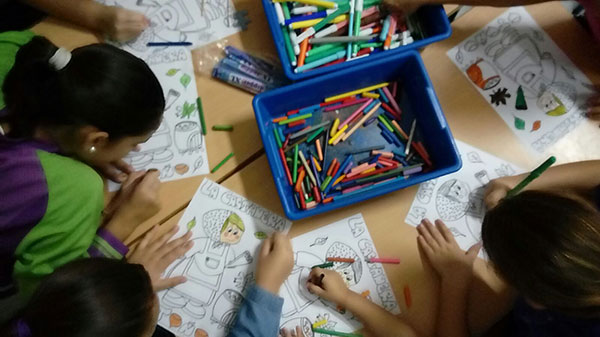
181, 101, 196, 119
166, 68, 180, 76
514, 116, 525, 130
180, 73, 192, 89
254, 231, 267, 240
186, 217, 196, 231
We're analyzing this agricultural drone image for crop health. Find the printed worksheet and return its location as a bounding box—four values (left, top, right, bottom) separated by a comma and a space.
405, 140, 524, 253
447, 7, 594, 154
279, 214, 400, 336
157, 179, 292, 337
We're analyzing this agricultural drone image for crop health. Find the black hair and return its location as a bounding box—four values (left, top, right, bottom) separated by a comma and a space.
1, 258, 156, 337
2, 36, 165, 139
482, 190, 600, 318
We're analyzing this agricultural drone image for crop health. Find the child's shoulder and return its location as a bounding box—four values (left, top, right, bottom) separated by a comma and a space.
35, 149, 103, 193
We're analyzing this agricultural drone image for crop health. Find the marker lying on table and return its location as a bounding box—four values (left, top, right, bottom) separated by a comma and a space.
211, 152, 234, 173
505, 156, 556, 198
147, 41, 192, 47
212, 125, 233, 131
368, 257, 400, 264
311, 328, 363, 337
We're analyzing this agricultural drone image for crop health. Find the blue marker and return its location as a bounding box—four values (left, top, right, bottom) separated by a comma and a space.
379, 16, 391, 41
295, 50, 346, 73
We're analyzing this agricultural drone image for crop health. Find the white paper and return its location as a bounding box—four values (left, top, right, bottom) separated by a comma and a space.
157, 179, 292, 337
99, 0, 241, 49
447, 7, 594, 154
404, 140, 524, 253
279, 214, 400, 336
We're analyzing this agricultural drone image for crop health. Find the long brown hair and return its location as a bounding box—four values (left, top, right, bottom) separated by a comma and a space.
482, 190, 600, 318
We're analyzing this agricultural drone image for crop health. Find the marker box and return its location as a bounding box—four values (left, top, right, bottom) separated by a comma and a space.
253, 51, 462, 220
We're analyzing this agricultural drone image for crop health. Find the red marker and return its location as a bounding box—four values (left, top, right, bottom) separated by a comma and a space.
326, 257, 355, 263
404, 285, 412, 308
368, 257, 400, 264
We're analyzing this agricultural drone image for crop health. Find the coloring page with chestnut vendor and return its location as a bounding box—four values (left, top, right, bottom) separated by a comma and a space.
158, 179, 292, 337
279, 214, 400, 336
115, 46, 210, 184
405, 140, 524, 256
447, 7, 595, 155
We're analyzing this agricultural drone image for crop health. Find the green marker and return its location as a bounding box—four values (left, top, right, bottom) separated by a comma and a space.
293, 144, 299, 183
197, 97, 206, 135
312, 328, 363, 337
506, 156, 556, 198
307, 126, 325, 143
279, 113, 312, 125
311, 261, 334, 269
274, 127, 283, 148
212, 125, 233, 131
211, 152, 234, 173
282, 26, 297, 67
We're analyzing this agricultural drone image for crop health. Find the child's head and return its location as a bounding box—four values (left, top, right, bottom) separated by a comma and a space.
2, 36, 165, 167
220, 213, 245, 244
482, 190, 600, 318
4, 258, 157, 337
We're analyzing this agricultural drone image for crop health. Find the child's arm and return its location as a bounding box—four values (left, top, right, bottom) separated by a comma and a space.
306, 269, 418, 337
485, 160, 600, 208
228, 233, 294, 337
416, 219, 481, 337
22, 0, 148, 42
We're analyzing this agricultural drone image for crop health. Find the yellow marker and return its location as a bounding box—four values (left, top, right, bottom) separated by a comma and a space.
332, 174, 346, 187
289, 14, 347, 30
362, 167, 376, 174
273, 0, 337, 8
362, 92, 380, 99
325, 82, 389, 102
312, 319, 328, 329
329, 124, 348, 145
312, 156, 322, 172
331, 118, 340, 137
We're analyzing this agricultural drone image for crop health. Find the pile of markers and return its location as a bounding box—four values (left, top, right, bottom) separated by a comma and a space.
212, 46, 287, 94
271, 0, 425, 73
271, 81, 432, 211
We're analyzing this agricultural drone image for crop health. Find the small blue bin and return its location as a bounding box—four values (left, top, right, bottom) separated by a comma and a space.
262, 1, 451, 81
253, 50, 462, 220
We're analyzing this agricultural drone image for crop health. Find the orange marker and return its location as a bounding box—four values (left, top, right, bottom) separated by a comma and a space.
316, 139, 323, 161
295, 167, 306, 192
403, 285, 412, 308
272, 116, 288, 123
298, 32, 309, 67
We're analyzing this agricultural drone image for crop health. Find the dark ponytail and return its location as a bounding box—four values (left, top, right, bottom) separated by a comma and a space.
1, 258, 156, 337
2, 36, 165, 139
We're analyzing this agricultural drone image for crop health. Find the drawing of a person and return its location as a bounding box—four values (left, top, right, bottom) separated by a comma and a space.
161, 210, 253, 319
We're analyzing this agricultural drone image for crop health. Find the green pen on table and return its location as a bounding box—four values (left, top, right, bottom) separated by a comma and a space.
197, 97, 206, 135
312, 328, 363, 337
506, 156, 556, 198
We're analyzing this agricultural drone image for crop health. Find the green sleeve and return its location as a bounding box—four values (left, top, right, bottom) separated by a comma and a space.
13, 150, 104, 296
0, 30, 35, 110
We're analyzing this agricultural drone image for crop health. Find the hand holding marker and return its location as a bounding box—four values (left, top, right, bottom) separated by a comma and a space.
505, 156, 556, 198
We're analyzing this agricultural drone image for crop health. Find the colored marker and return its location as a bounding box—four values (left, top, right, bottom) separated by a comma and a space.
274, 0, 338, 9
211, 152, 234, 173
291, 5, 319, 14
311, 328, 363, 337
279, 113, 313, 125
404, 285, 412, 308
295, 4, 351, 43
311, 261, 334, 269
295, 50, 346, 73
293, 144, 299, 183
368, 257, 400, 264
309, 34, 377, 44
506, 156, 556, 197
147, 41, 192, 47
324, 82, 388, 102
341, 102, 380, 141
274, 2, 285, 25
196, 97, 207, 135
299, 150, 317, 186
212, 125, 233, 131
314, 21, 348, 38
326, 257, 355, 263
404, 119, 417, 156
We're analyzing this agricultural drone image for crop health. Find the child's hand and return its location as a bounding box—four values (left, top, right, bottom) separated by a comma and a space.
116, 169, 161, 223
383, 0, 422, 15
97, 159, 134, 183
255, 232, 294, 294
484, 177, 516, 209
102, 6, 149, 42
306, 268, 351, 306
279, 326, 305, 337
128, 225, 194, 291
417, 219, 481, 284
587, 93, 600, 123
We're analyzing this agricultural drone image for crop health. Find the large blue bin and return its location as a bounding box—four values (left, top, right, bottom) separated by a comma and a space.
253, 50, 462, 220
262, 1, 452, 81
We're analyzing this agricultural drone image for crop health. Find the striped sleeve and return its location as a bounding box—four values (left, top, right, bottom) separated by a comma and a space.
88, 228, 129, 259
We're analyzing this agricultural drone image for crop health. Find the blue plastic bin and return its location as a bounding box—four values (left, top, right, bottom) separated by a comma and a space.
253, 50, 462, 220
262, 1, 451, 81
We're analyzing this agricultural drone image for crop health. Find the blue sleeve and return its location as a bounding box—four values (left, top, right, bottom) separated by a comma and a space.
228, 285, 283, 337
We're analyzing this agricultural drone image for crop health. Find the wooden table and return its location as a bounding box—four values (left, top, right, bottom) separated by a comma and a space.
31, 1, 599, 336
155, 3, 600, 337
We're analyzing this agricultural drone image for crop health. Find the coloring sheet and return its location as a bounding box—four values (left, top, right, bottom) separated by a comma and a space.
157, 179, 292, 337
404, 140, 524, 254
279, 214, 400, 336
447, 7, 594, 154
98, 0, 241, 48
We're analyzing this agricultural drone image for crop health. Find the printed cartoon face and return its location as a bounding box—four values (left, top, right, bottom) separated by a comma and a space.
537, 91, 565, 116
444, 179, 470, 204
335, 264, 358, 286
220, 222, 244, 244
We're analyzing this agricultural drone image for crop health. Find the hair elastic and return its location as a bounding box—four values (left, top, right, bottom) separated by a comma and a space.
16, 319, 31, 337
48, 48, 72, 71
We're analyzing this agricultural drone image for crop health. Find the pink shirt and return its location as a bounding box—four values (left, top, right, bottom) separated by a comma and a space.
578, 0, 600, 41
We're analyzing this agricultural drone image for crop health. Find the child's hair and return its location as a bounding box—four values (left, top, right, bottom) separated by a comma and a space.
1, 258, 156, 337
482, 190, 600, 318
221, 213, 245, 232
2, 36, 165, 139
